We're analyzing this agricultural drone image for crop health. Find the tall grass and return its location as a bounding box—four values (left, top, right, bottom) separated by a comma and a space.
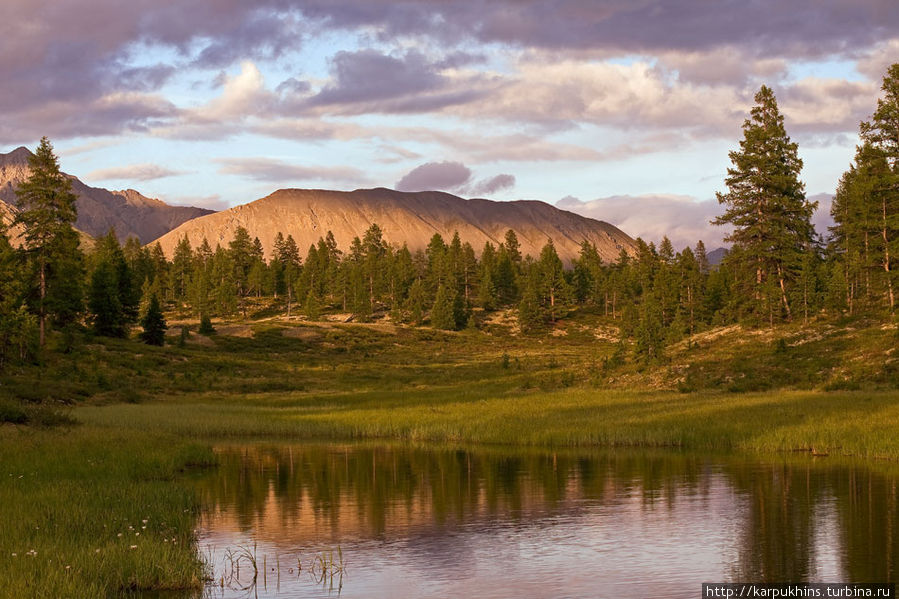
0, 426, 215, 598
77, 387, 899, 459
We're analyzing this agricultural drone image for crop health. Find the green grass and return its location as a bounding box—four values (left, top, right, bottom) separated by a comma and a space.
0, 426, 214, 598
77, 388, 899, 459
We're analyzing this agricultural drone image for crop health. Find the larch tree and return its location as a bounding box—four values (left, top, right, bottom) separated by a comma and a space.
859, 63, 899, 313
713, 85, 816, 323
13, 137, 82, 346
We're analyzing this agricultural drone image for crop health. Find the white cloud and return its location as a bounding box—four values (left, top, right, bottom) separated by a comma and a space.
86, 163, 189, 182
557, 194, 728, 250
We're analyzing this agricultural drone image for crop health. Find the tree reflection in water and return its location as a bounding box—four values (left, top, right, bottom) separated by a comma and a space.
196, 445, 898, 598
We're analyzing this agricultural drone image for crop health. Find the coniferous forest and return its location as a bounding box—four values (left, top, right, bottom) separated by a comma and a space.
1, 65, 898, 373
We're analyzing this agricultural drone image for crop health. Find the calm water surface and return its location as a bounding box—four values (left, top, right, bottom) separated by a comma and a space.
195, 444, 898, 598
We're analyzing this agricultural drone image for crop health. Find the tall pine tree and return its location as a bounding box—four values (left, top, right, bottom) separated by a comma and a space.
13, 137, 83, 346
713, 86, 816, 323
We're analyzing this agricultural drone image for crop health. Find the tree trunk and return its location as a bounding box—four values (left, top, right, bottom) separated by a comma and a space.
803, 275, 809, 326
846, 262, 853, 315
883, 196, 895, 312
286, 285, 292, 318
688, 285, 694, 336
777, 265, 792, 320
549, 287, 555, 322
39, 258, 46, 347
864, 230, 871, 301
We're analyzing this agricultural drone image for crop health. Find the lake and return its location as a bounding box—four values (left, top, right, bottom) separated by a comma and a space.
195, 444, 898, 598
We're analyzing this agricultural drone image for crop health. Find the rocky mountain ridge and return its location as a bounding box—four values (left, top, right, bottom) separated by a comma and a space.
0, 147, 213, 243
154, 187, 637, 264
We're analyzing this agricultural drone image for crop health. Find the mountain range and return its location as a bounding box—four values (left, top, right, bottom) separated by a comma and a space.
1, 146, 641, 263
153, 187, 637, 264
0, 147, 213, 243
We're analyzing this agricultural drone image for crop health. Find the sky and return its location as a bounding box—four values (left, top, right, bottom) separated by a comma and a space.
2, 1, 897, 249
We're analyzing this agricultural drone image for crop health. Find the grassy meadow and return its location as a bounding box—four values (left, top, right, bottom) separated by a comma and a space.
1, 311, 898, 596
0, 426, 214, 598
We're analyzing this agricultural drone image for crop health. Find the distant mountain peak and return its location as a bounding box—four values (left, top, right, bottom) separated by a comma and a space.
0, 147, 214, 243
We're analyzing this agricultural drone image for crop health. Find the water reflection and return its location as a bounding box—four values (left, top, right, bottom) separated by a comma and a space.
196, 444, 897, 598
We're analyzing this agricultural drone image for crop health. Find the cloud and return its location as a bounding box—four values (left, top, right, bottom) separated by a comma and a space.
117, 64, 177, 92
190, 61, 275, 122
469, 174, 516, 196
657, 47, 788, 86
0, 1, 309, 144
0, 92, 177, 142
447, 58, 749, 136
557, 194, 728, 250
809, 193, 835, 240
58, 138, 123, 156
313, 50, 443, 105
383, 126, 609, 162
301, 1, 899, 59
248, 119, 606, 162
164, 194, 231, 212
557, 191, 838, 250
855, 39, 899, 81
395, 161, 472, 192
2, 1, 896, 147
216, 157, 367, 184
86, 163, 189, 182
395, 161, 516, 196
306, 48, 496, 115
276, 77, 312, 95
188, 11, 304, 69
778, 77, 877, 134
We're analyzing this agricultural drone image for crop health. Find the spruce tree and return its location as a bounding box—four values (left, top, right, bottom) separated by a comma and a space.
88, 230, 138, 336
451, 291, 469, 330
405, 278, 425, 325
517, 279, 542, 333
713, 85, 815, 323
13, 137, 82, 346
171, 236, 193, 302
304, 290, 321, 321
677, 247, 703, 336
634, 291, 664, 363
536, 240, 570, 322
430, 283, 456, 330
229, 226, 254, 315
139, 294, 167, 346
88, 260, 125, 337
